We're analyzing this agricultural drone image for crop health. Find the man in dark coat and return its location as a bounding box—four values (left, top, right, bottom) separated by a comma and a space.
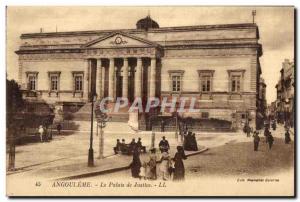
272, 120, 276, 130
285, 129, 291, 144
129, 138, 136, 154
159, 136, 170, 153
113, 139, 122, 154
130, 147, 141, 178
56, 123, 62, 135
253, 131, 260, 151
267, 133, 274, 150
191, 133, 198, 151
264, 127, 270, 143
136, 137, 146, 153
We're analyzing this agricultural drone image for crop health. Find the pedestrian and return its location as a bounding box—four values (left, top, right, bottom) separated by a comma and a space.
264, 127, 270, 143
272, 120, 276, 131
267, 133, 274, 150
130, 147, 141, 178
159, 150, 171, 181
139, 162, 147, 180
43, 126, 49, 142
56, 123, 62, 135
285, 129, 291, 144
253, 131, 260, 151
38, 125, 44, 142
120, 139, 126, 154
173, 146, 187, 181
113, 139, 122, 154
148, 148, 157, 180
191, 133, 198, 151
246, 125, 251, 137
159, 136, 170, 153
129, 138, 136, 154
137, 137, 146, 153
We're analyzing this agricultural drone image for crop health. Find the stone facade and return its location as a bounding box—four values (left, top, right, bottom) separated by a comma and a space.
16, 17, 263, 130
275, 59, 294, 127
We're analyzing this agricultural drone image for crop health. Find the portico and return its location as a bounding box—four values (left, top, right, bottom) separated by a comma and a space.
82, 32, 162, 102
85, 56, 158, 103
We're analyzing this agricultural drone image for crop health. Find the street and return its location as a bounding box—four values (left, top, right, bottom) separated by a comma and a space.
6, 122, 294, 181
81, 125, 294, 180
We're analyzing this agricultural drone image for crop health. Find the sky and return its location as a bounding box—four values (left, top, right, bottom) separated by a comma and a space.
6, 6, 294, 104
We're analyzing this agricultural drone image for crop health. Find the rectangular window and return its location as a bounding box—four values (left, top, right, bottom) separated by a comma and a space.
75, 75, 83, 91
231, 76, 241, 92
172, 75, 181, 92
201, 112, 209, 119
28, 76, 36, 90
201, 76, 211, 92
50, 76, 58, 91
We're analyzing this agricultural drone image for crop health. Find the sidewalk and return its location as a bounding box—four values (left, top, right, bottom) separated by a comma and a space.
7, 144, 208, 181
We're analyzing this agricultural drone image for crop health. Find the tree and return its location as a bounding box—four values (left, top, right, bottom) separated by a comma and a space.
6, 79, 24, 170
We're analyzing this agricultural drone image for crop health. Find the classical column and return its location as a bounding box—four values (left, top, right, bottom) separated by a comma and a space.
84, 59, 90, 100
149, 57, 156, 98
108, 58, 115, 99
134, 58, 142, 98
96, 59, 102, 99
122, 58, 129, 98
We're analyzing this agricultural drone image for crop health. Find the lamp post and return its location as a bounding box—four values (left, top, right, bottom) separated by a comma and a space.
8, 124, 16, 171
174, 101, 179, 140
88, 95, 96, 167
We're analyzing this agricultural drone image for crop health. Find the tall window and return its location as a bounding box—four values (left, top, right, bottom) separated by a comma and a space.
50, 75, 58, 91
75, 75, 83, 91
198, 70, 214, 93
172, 75, 181, 92
201, 76, 211, 92
231, 75, 241, 92
227, 70, 245, 93
26, 71, 38, 91
28, 76, 36, 90
168, 70, 185, 93
48, 72, 61, 92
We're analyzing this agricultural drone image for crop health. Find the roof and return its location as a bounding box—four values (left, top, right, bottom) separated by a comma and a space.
20, 23, 259, 39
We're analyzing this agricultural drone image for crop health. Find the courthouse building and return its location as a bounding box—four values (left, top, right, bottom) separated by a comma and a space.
16, 16, 263, 130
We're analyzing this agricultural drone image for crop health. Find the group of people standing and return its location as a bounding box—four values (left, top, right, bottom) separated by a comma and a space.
248, 119, 292, 152
130, 136, 187, 181
183, 131, 198, 151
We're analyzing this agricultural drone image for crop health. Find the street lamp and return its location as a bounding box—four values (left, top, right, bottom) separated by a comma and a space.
174, 101, 179, 140
88, 95, 97, 167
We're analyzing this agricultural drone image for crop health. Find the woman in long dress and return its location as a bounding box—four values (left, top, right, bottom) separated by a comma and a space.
130, 147, 141, 178
159, 150, 171, 180
148, 148, 157, 180
173, 146, 187, 181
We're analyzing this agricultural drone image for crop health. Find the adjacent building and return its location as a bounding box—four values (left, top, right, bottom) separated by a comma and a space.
275, 59, 294, 127
16, 16, 263, 131
257, 77, 267, 129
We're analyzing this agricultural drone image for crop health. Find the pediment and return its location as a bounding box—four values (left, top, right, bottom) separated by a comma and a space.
83, 32, 158, 48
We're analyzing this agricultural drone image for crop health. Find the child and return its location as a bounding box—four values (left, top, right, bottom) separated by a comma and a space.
139, 162, 147, 180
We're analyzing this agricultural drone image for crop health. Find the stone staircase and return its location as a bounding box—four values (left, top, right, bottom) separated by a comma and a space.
71, 102, 129, 122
